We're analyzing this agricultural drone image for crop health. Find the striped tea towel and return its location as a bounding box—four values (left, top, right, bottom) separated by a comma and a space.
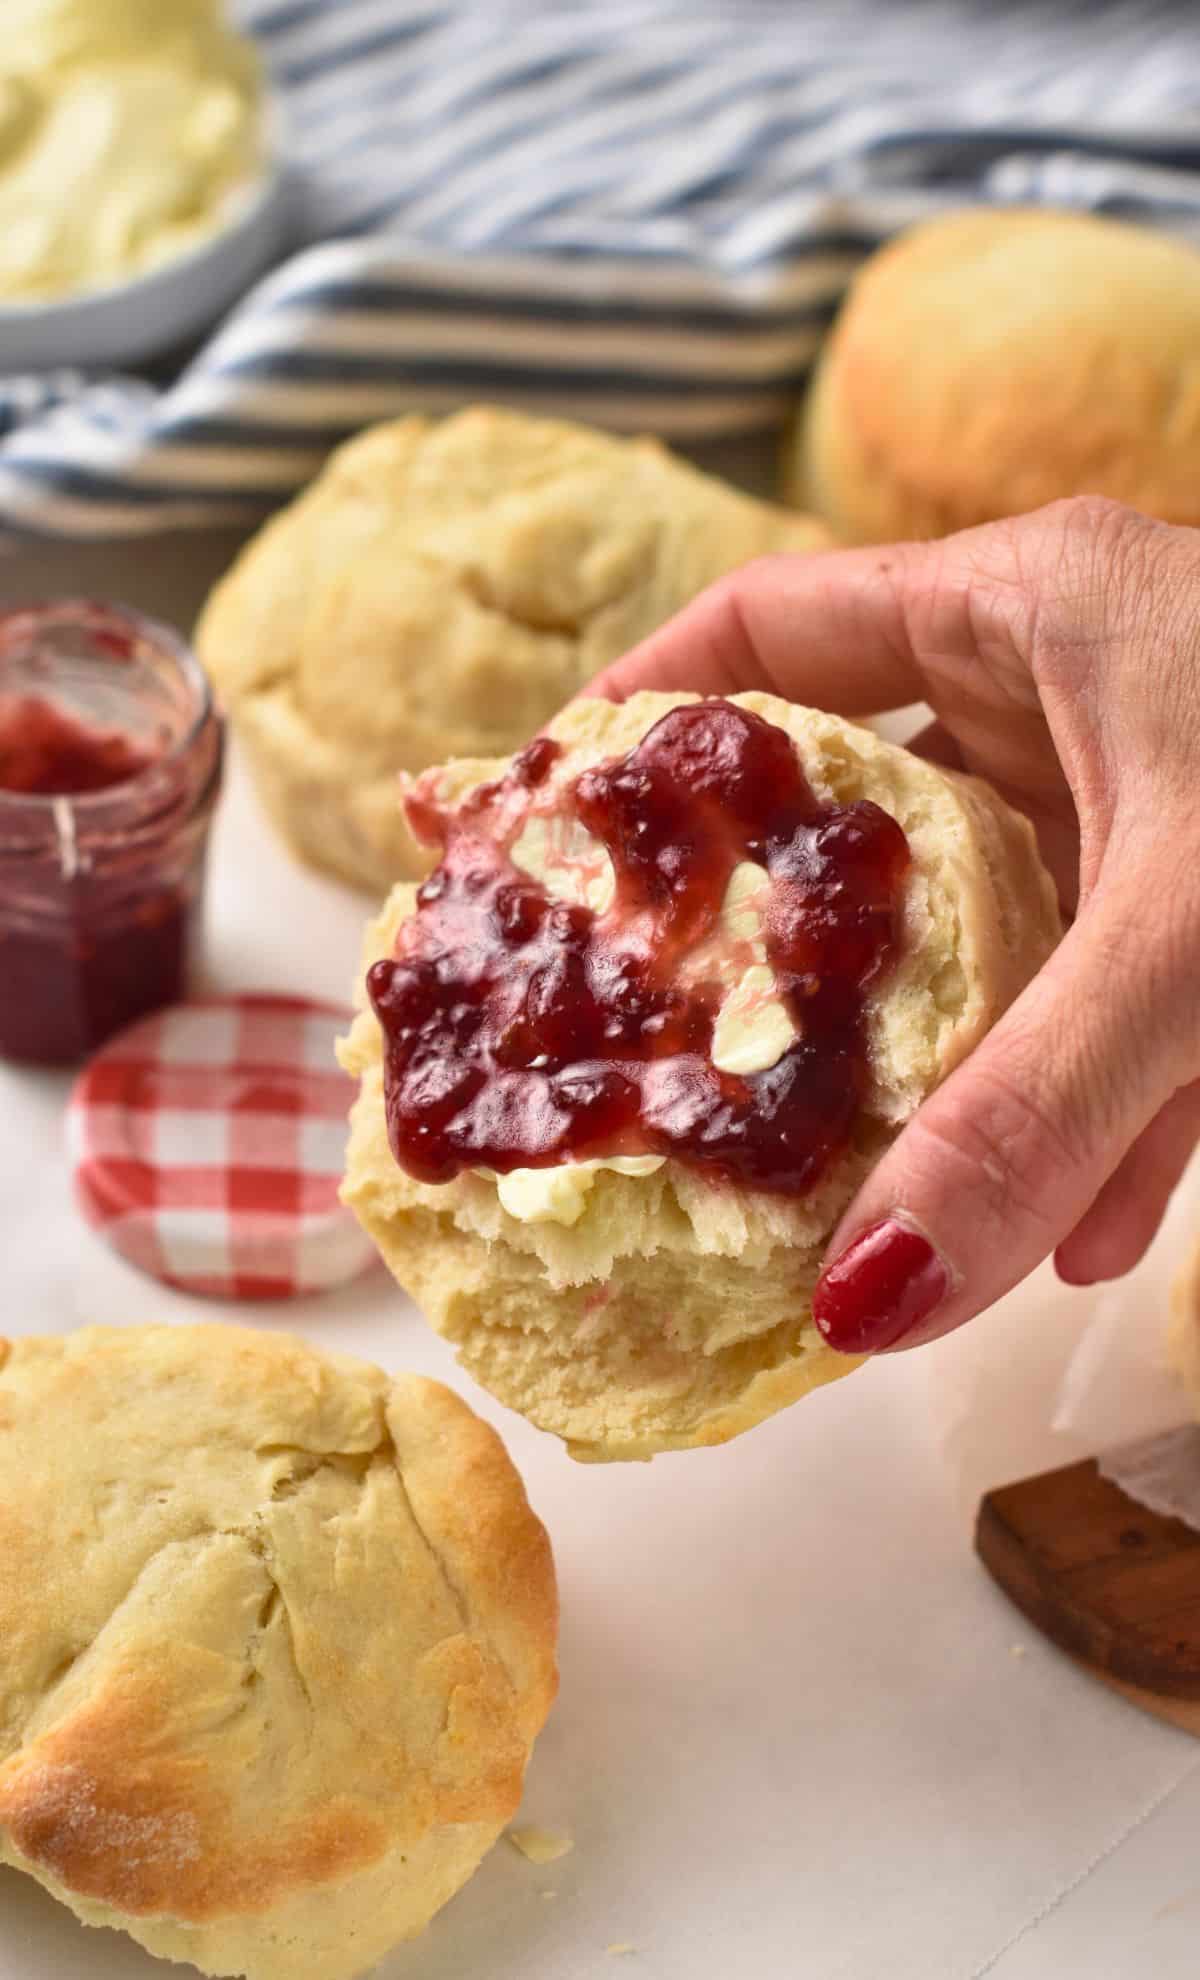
5, 0, 1200, 538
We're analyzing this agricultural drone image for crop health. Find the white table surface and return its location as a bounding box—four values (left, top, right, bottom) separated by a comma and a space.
2, 518, 1199, 1980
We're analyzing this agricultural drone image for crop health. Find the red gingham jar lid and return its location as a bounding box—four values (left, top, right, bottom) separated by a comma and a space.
67, 995, 378, 1299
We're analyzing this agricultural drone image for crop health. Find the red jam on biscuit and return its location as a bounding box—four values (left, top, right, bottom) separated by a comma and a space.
368, 701, 910, 1197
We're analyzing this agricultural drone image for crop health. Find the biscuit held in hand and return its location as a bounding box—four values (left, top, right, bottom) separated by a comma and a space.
0, 1325, 556, 1980
195, 406, 831, 895
340, 691, 1059, 1461
597, 503, 1200, 1356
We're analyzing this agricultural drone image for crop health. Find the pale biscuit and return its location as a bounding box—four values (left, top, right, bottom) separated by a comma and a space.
0, 1324, 557, 1980
195, 406, 832, 895
784, 208, 1200, 543
341, 691, 1061, 1462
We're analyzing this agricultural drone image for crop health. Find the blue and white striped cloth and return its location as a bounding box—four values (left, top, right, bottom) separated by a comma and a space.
6, 0, 1200, 537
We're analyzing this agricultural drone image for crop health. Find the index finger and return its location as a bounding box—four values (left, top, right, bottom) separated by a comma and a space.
586, 542, 927, 714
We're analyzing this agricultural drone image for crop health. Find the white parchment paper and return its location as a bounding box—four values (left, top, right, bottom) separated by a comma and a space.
920, 1149, 1200, 1526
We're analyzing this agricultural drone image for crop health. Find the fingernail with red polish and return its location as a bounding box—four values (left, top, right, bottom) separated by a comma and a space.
813, 1218, 951, 1354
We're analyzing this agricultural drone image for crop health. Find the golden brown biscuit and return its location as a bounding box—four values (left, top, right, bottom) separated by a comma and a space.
785, 208, 1200, 542
340, 690, 1061, 1462
195, 406, 833, 894
0, 1324, 556, 1980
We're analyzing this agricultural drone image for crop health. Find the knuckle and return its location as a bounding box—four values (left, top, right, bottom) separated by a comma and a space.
1049, 494, 1180, 618
1021, 497, 1167, 697
1038, 492, 1146, 545
906, 1061, 1086, 1237
898, 531, 1036, 682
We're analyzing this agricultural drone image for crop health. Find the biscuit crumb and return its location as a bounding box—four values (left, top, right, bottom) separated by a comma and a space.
606, 1945, 636, 1957
1009, 1644, 1027, 1659
508, 1825, 574, 1864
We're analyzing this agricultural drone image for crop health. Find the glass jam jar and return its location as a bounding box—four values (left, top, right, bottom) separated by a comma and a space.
0, 601, 223, 1065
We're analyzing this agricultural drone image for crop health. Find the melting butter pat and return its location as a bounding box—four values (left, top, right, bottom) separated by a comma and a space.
490, 1156, 665, 1226
706, 861, 798, 1075
511, 812, 615, 914
720, 858, 766, 942
710, 961, 797, 1075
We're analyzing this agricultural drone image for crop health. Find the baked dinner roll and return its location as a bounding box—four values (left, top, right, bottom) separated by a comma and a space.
0, 1325, 556, 1980
195, 406, 832, 895
341, 690, 1061, 1462
785, 208, 1200, 542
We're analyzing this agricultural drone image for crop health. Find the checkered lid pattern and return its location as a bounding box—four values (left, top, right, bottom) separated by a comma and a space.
67, 996, 378, 1299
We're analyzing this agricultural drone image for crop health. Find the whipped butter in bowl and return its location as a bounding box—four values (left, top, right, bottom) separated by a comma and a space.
0, 0, 288, 368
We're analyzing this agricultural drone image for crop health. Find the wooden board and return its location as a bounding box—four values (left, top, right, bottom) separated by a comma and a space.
976, 1458, 1200, 1736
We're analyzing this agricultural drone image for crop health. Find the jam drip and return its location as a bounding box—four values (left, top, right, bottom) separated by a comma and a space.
0, 695, 155, 796
368, 704, 911, 1197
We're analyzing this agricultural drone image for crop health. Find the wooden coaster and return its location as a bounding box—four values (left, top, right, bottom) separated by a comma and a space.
976, 1458, 1200, 1736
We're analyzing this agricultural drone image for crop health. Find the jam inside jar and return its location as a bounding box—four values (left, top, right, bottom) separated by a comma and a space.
0, 601, 223, 1065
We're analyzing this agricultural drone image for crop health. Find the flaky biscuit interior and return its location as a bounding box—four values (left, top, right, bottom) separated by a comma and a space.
0, 1325, 556, 1980
341, 691, 1061, 1462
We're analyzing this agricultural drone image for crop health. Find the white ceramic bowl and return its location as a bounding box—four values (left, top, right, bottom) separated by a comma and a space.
0, 145, 291, 372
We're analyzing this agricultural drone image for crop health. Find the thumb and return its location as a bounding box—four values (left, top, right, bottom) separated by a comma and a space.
811, 883, 1195, 1355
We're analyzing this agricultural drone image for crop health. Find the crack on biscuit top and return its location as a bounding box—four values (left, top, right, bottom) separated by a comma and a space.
0, 1340, 550, 1924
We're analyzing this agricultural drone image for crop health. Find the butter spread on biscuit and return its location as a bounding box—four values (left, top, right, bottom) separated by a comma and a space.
372, 700, 918, 1232
710, 961, 797, 1075
487, 834, 796, 1221
0, 0, 261, 301
511, 831, 798, 1081
511, 811, 616, 915
483, 1155, 665, 1227
695, 859, 800, 1076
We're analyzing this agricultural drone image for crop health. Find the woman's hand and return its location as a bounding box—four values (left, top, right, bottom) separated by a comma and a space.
589, 497, 1200, 1355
